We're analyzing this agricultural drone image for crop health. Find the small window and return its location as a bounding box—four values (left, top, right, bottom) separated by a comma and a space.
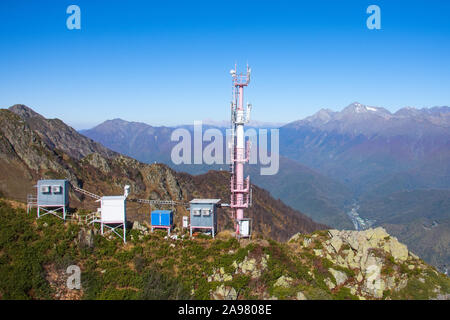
52, 185, 62, 193
41, 185, 51, 194
202, 209, 211, 216
193, 209, 201, 216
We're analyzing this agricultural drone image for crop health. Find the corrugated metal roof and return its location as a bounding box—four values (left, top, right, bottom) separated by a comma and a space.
189, 198, 221, 204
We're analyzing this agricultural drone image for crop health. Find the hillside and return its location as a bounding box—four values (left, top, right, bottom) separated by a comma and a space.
358, 189, 450, 269
0, 105, 325, 242
248, 158, 353, 229
1, 199, 448, 300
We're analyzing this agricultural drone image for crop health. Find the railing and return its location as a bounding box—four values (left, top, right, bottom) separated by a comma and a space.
66, 211, 100, 224
26, 194, 37, 214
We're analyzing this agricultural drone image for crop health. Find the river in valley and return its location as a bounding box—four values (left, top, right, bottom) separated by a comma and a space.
346, 202, 375, 231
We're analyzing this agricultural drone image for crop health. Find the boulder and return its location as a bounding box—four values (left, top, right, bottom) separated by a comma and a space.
328, 229, 340, 238
296, 292, 307, 300
223, 274, 233, 282
132, 221, 148, 232
330, 236, 343, 253
388, 240, 408, 262
303, 238, 312, 247
274, 275, 293, 288
346, 233, 361, 251
77, 228, 94, 248
261, 254, 269, 269
329, 268, 348, 286
356, 273, 363, 282
362, 264, 384, 298
240, 257, 257, 274
212, 285, 237, 300
324, 278, 335, 290
289, 233, 302, 242
313, 249, 323, 257
371, 227, 389, 240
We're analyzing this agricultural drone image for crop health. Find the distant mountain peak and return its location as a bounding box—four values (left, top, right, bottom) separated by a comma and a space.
9, 104, 44, 119
303, 108, 336, 124
342, 102, 389, 115
92, 118, 155, 130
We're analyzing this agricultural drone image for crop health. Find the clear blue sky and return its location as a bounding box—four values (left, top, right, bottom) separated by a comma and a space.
1, 0, 449, 129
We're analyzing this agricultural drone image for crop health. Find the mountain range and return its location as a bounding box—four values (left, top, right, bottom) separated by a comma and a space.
280, 102, 450, 194
80, 102, 450, 270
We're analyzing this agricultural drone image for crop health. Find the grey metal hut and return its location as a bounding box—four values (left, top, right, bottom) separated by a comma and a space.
36, 179, 69, 220
189, 199, 220, 237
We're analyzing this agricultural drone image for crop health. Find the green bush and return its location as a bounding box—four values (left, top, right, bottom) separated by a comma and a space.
333, 287, 359, 300
140, 268, 191, 299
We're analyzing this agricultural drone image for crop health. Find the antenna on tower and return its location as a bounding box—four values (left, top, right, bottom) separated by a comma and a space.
229, 64, 253, 238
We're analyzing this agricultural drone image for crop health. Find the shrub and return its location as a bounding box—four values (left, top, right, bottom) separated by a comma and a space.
140, 268, 191, 300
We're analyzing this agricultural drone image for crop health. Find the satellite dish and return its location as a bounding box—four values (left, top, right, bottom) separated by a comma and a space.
230, 69, 236, 75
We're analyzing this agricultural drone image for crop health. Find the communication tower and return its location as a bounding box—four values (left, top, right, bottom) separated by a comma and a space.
229, 64, 252, 238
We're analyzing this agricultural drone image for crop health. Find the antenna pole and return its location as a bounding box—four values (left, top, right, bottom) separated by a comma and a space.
229, 65, 252, 237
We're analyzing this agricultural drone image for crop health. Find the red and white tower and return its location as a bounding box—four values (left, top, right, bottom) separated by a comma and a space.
229, 64, 252, 237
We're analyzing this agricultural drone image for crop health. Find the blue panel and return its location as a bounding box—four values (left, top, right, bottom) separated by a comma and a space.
160, 213, 170, 226
151, 210, 173, 226
151, 212, 160, 226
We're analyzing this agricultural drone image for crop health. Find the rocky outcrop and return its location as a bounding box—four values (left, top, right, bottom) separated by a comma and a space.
287, 227, 447, 299
77, 228, 94, 249
317, 228, 412, 298
324, 227, 409, 265
208, 254, 269, 287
